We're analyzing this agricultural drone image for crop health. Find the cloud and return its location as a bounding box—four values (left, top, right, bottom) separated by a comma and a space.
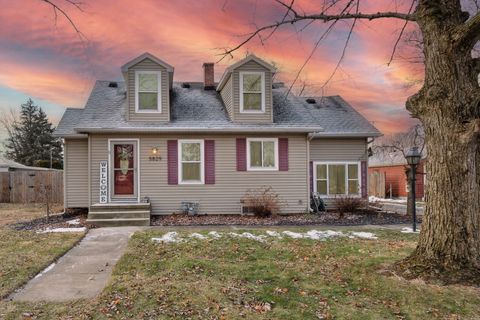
0, 0, 424, 134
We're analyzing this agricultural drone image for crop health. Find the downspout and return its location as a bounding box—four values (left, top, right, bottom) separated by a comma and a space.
306, 134, 310, 212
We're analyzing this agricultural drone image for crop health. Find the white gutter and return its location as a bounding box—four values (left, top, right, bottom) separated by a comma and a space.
308, 132, 383, 138
75, 127, 324, 134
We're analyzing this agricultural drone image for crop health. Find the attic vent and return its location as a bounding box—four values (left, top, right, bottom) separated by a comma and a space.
108, 82, 118, 88
306, 98, 316, 104
181, 82, 191, 88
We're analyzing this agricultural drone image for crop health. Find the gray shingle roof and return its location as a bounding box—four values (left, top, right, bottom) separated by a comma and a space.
54, 108, 84, 136
55, 80, 381, 136
300, 95, 381, 136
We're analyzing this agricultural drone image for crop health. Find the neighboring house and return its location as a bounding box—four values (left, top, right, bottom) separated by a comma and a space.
0, 156, 54, 172
54, 53, 381, 226
369, 151, 425, 199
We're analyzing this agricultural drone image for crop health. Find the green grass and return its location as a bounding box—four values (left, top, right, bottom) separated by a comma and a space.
0, 228, 84, 298
2, 228, 480, 319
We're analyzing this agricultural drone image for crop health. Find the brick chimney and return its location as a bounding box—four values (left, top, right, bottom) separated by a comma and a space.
203, 62, 215, 90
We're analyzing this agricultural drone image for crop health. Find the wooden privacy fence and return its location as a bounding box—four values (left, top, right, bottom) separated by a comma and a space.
0, 171, 63, 204
368, 171, 386, 198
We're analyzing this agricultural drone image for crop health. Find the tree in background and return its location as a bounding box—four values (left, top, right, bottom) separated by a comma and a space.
1, 99, 62, 169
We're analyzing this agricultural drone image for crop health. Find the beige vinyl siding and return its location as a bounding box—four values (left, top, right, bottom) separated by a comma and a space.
127, 58, 170, 122
232, 60, 273, 123
64, 139, 89, 207
89, 133, 308, 215
219, 74, 234, 120
310, 138, 368, 162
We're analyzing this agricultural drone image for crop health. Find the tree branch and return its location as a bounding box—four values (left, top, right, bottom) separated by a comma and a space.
219, 8, 415, 58
387, 0, 417, 66
453, 11, 480, 49
41, 0, 86, 40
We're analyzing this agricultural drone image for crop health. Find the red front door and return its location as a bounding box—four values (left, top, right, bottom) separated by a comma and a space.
112, 143, 136, 197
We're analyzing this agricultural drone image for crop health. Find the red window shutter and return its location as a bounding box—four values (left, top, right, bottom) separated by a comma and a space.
278, 138, 289, 171
204, 140, 215, 184
361, 160, 367, 198
309, 161, 313, 193
236, 138, 247, 171
167, 140, 178, 185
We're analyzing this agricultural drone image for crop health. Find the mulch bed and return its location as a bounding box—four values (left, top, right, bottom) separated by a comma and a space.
10, 211, 90, 231
152, 209, 421, 227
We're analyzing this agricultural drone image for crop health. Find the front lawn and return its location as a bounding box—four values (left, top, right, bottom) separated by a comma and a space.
0, 203, 63, 228
2, 227, 479, 319
0, 228, 85, 299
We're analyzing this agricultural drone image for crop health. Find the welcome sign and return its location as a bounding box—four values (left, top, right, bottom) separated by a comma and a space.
100, 161, 108, 203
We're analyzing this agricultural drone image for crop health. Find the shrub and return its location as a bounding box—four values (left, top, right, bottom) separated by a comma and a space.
242, 186, 283, 218
334, 196, 364, 218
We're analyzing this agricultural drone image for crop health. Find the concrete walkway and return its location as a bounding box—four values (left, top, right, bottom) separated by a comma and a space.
378, 202, 424, 215
10, 227, 146, 302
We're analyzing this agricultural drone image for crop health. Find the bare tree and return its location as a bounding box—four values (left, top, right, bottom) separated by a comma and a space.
372, 125, 425, 216
221, 0, 480, 284
0, 109, 20, 157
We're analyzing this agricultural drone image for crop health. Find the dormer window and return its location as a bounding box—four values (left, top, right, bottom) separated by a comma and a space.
135, 71, 161, 113
240, 71, 265, 113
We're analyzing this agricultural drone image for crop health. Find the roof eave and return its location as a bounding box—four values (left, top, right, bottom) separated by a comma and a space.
53, 133, 88, 138
120, 52, 175, 73
75, 126, 323, 134
309, 132, 383, 138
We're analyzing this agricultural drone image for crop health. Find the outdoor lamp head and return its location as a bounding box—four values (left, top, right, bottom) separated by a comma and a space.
406, 147, 421, 166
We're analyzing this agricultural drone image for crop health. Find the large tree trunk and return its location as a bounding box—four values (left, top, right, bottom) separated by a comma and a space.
397, 1, 480, 283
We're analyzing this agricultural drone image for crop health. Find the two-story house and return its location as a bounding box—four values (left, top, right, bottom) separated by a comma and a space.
54, 52, 381, 226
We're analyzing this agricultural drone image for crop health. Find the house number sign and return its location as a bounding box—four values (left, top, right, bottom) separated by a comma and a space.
100, 161, 108, 203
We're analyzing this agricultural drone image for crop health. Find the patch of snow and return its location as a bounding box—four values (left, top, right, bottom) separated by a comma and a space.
265, 230, 282, 238
350, 232, 378, 240
189, 232, 208, 240
207, 231, 222, 239
282, 231, 305, 239
37, 227, 86, 234
369, 196, 407, 203
305, 230, 345, 240
401, 227, 420, 234
152, 232, 182, 243
34, 263, 56, 279
228, 232, 266, 242
66, 218, 80, 225
152, 229, 378, 244
238, 232, 266, 242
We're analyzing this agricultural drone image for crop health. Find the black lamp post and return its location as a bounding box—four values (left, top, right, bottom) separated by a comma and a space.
405, 147, 422, 232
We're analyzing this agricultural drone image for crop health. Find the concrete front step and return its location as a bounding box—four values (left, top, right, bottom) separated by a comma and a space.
86, 218, 150, 227
90, 203, 151, 213
88, 210, 151, 220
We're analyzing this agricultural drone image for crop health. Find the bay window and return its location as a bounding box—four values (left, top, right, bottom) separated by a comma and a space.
247, 138, 278, 170
314, 162, 360, 196
135, 71, 161, 112
179, 140, 204, 184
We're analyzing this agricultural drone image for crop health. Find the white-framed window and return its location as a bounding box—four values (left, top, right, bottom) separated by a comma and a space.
135, 70, 162, 113
247, 138, 278, 171
239, 71, 265, 113
178, 140, 204, 184
314, 162, 360, 196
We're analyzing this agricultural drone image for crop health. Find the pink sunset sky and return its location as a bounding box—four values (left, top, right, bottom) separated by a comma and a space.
0, 0, 424, 139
